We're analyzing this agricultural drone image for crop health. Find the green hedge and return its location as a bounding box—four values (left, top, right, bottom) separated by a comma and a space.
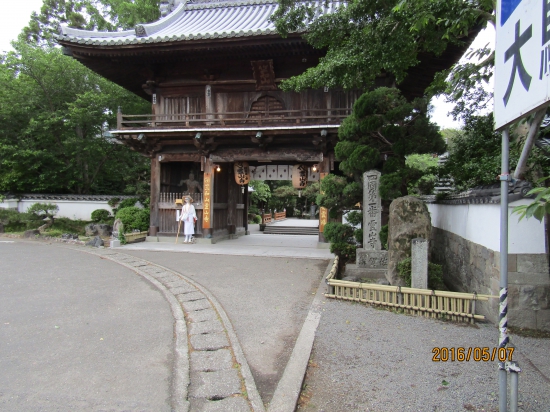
115, 207, 149, 233
91, 209, 111, 222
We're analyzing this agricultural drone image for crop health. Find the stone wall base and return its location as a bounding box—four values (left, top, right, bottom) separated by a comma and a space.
431, 227, 550, 331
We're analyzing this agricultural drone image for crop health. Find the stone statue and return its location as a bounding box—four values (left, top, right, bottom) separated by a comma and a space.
112, 218, 124, 240
178, 172, 203, 194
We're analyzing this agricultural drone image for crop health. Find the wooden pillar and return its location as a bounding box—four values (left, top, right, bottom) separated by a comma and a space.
205, 85, 214, 124
244, 183, 249, 234
318, 157, 330, 243
149, 156, 161, 235
227, 163, 238, 236
202, 159, 214, 238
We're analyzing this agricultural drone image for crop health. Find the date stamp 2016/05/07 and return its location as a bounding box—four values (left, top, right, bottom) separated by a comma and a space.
432, 347, 514, 362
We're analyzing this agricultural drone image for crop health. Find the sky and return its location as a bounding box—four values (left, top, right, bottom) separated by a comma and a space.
0, 0, 495, 130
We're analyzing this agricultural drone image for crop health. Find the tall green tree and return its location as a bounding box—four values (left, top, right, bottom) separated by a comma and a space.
443, 114, 550, 192
272, 0, 492, 93
21, 0, 160, 44
325, 87, 445, 204
0, 42, 150, 194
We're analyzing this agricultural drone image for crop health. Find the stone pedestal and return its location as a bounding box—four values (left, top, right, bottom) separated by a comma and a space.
110, 239, 121, 248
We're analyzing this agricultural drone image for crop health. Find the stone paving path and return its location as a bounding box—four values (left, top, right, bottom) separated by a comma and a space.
77, 246, 265, 412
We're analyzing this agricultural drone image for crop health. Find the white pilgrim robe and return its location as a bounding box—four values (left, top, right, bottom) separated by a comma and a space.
180, 203, 197, 235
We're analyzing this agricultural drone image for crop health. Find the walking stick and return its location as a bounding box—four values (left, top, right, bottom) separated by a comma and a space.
175, 212, 183, 244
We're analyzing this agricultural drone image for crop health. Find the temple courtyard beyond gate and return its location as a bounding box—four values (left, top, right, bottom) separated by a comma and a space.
1, 237, 549, 412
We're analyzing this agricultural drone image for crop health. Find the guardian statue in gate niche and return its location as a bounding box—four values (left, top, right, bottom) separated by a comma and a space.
178, 172, 203, 194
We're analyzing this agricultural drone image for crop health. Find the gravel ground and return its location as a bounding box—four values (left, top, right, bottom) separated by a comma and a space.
299, 299, 550, 412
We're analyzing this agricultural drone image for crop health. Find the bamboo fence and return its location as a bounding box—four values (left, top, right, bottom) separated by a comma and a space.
124, 231, 148, 243
325, 256, 496, 324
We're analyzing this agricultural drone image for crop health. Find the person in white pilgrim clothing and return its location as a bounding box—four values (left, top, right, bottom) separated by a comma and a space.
180, 195, 197, 243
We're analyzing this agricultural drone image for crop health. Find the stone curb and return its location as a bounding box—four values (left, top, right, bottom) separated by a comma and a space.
173, 268, 266, 412
63, 244, 263, 412
267, 258, 333, 412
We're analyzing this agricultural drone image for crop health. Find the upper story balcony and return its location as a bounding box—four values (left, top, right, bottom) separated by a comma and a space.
115, 92, 357, 135
116, 107, 352, 132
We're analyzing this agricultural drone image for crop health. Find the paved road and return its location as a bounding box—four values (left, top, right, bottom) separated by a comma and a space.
123, 233, 333, 260
122, 249, 328, 405
0, 240, 174, 411
0, 237, 329, 410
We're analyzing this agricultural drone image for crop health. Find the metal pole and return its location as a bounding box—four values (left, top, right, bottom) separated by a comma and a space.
508, 362, 520, 412
513, 108, 545, 180
499, 128, 510, 412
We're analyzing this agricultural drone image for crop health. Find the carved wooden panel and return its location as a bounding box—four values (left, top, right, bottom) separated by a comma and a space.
248, 95, 285, 123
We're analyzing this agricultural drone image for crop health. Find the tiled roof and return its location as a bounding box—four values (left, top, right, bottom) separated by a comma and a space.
5, 194, 136, 202
57, 0, 342, 47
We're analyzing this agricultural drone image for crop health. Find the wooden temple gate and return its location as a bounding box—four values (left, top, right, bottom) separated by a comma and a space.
57, 0, 474, 242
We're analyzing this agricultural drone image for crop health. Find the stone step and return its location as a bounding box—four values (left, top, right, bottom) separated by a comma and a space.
263, 226, 319, 235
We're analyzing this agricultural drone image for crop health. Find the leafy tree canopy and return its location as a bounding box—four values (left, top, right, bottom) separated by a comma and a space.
272, 0, 493, 92
334, 87, 445, 201
0, 42, 150, 194
21, 0, 160, 44
442, 113, 550, 192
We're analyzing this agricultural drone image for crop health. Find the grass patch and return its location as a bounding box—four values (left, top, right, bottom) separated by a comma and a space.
509, 326, 550, 339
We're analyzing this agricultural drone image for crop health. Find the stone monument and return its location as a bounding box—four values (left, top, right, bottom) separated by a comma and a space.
110, 218, 124, 248
343, 170, 388, 283
387, 196, 432, 285
411, 238, 428, 289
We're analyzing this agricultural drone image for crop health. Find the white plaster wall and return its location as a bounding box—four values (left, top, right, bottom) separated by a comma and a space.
17, 200, 114, 221
427, 199, 545, 254
0, 199, 19, 209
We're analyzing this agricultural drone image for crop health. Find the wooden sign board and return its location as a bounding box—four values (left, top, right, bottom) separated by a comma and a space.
203, 173, 212, 229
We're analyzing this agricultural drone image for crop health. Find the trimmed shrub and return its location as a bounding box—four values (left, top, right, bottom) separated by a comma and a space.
323, 222, 357, 262
115, 207, 149, 232
26, 203, 58, 228
91, 209, 111, 223
0, 209, 31, 232
397, 257, 444, 289
118, 198, 139, 209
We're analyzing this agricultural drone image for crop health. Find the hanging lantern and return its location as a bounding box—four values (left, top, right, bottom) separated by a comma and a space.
234, 161, 250, 193
292, 164, 308, 197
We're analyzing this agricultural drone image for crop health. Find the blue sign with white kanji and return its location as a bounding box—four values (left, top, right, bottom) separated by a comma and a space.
501, 0, 523, 26
495, 0, 550, 128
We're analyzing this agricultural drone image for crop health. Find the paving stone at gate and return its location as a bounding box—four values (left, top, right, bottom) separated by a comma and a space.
151, 272, 178, 281
176, 291, 205, 303
189, 396, 251, 412
164, 279, 191, 289
171, 284, 197, 295
190, 349, 233, 372
157, 274, 183, 283
141, 266, 165, 274
182, 299, 212, 312
115, 256, 135, 262
189, 369, 241, 399
189, 320, 225, 336
190, 332, 229, 351
187, 308, 218, 323
126, 260, 148, 267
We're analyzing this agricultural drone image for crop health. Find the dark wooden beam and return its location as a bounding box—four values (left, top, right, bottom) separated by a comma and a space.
159, 153, 201, 162
210, 148, 323, 162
